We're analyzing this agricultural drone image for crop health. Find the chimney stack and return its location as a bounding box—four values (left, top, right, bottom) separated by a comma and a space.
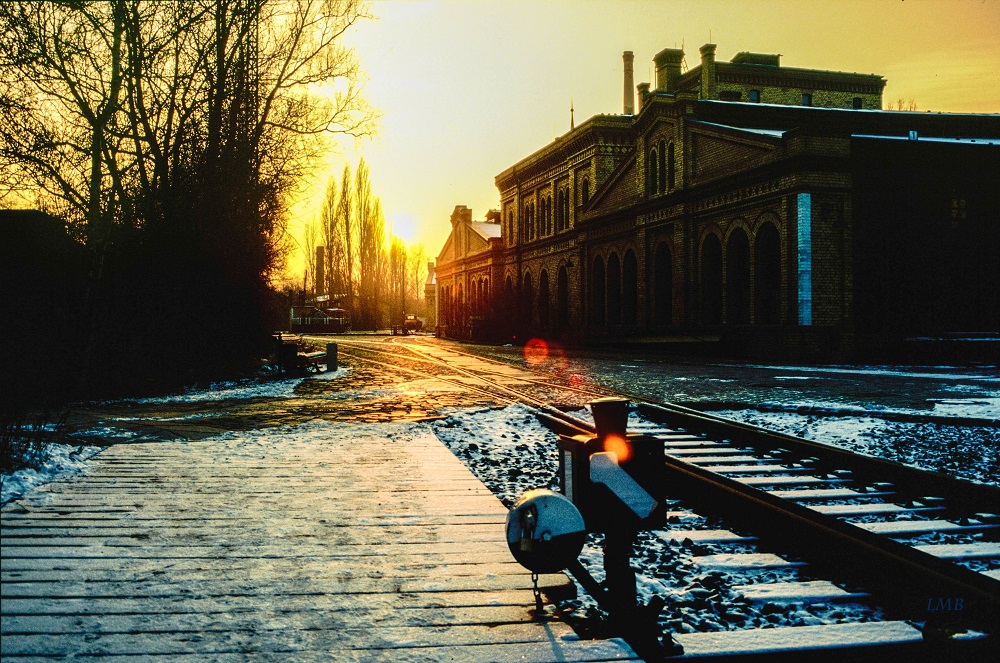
653, 47, 685, 93
636, 82, 651, 112
623, 51, 635, 114
700, 43, 717, 99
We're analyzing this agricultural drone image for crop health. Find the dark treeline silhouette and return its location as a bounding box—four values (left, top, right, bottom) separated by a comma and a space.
0, 1, 375, 414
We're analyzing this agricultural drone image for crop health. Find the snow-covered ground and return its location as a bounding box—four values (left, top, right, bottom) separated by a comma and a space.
1, 442, 102, 504
3, 351, 995, 639
709, 408, 999, 486
1, 368, 350, 504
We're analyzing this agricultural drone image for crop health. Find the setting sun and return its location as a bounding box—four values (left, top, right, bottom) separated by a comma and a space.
281, 0, 1000, 282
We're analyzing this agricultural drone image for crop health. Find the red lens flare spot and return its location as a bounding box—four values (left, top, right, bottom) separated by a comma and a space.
523, 338, 549, 365
603, 434, 632, 464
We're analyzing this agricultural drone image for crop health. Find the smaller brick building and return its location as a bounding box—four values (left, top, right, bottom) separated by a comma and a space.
434, 205, 505, 340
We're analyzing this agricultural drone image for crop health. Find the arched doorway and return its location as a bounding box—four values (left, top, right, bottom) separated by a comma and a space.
591, 256, 606, 326
653, 242, 672, 326
521, 272, 533, 327
557, 265, 569, 326
755, 222, 781, 324
623, 250, 637, 325
607, 253, 622, 326
539, 270, 550, 329
727, 228, 751, 325
701, 235, 723, 325
504, 275, 515, 327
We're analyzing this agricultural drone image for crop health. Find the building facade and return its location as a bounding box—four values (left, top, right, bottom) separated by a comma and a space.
435, 45, 1000, 357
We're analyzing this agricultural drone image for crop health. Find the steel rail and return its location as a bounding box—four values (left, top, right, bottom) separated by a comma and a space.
329, 339, 999, 650
637, 401, 1000, 515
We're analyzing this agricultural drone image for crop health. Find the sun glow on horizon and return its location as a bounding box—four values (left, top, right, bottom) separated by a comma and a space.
387, 213, 419, 245
279, 0, 1000, 285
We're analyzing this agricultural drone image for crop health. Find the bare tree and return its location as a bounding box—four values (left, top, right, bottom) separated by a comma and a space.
389, 235, 406, 330
319, 174, 336, 297
355, 157, 380, 329
406, 243, 427, 314
886, 97, 918, 111
0, 0, 378, 395
303, 216, 318, 296
335, 162, 354, 314
1, 0, 377, 256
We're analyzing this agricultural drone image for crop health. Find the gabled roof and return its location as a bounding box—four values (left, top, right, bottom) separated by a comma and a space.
470, 221, 501, 241
436, 214, 498, 266
579, 148, 638, 219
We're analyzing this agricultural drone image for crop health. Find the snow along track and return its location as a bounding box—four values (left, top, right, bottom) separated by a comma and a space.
326, 337, 1000, 658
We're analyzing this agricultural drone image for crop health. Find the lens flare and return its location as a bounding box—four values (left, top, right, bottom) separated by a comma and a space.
523, 338, 549, 365
603, 434, 632, 464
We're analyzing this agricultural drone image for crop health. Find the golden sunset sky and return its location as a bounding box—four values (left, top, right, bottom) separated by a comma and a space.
284, 0, 999, 281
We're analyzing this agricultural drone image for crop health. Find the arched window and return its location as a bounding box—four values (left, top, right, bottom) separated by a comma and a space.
539, 270, 550, 329
590, 256, 605, 326
701, 235, 723, 325
648, 149, 658, 195
547, 196, 553, 235
623, 250, 638, 325
557, 265, 569, 326
658, 140, 666, 193
507, 211, 514, 245
563, 189, 570, 229
653, 242, 673, 325
755, 222, 781, 324
667, 142, 676, 190
607, 253, 622, 326
582, 178, 590, 205
726, 228, 751, 325
457, 283, 465, 327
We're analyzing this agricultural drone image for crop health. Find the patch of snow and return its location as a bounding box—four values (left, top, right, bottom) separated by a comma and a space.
2, 443, 103, 504
734, 364, 999, 382
101, 367, 351, 405
710, 409, 1000, 486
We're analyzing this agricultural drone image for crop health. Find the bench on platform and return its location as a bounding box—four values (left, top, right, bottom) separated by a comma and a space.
272, 333, 326, 374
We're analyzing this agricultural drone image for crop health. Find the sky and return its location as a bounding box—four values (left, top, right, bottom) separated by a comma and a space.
283, 0, 1000, 281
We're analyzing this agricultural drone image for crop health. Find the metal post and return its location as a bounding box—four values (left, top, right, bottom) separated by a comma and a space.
590, 398, 637, 623
326, 343, 337, 372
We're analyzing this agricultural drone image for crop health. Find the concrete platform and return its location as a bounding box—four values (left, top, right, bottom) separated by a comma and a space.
1, 420, 638, 661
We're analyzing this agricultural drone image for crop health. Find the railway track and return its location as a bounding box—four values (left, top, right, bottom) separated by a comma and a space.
320, 337, 1000, 658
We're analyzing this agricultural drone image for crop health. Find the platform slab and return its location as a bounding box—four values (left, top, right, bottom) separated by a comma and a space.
1, 421, 639, 661
673, 620, 924, 657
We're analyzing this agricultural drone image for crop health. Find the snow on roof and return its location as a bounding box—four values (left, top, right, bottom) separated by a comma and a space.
852, 134, 1000, 145
689, 120, 787, 138
470, 221, 502, 240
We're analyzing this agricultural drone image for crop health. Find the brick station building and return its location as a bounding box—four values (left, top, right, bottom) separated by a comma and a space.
434, 44, 1000, 358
